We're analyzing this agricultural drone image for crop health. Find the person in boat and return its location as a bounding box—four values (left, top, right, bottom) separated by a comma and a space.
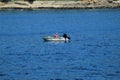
54, 33, 59, 38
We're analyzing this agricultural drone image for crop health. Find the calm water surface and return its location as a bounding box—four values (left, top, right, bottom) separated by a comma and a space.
0, 9, 120, 80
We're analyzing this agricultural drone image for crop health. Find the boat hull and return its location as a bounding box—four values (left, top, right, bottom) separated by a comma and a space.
43, 36, 69, 42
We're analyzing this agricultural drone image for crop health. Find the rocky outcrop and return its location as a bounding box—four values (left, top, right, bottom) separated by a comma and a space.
0, 0, 120, 9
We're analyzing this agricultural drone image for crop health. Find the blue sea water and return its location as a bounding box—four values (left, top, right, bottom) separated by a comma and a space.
0, 9, 120, 80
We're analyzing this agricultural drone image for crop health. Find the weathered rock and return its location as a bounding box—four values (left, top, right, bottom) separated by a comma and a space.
0, 0, 120, 9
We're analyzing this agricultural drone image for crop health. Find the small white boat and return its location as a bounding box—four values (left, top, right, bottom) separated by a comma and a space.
43, 36, 69, 42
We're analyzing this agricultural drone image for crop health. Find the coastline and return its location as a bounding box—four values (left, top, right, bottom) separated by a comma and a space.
0, 1, 120, 10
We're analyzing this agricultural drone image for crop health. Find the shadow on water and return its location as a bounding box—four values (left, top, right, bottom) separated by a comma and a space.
0, 73, 7, 77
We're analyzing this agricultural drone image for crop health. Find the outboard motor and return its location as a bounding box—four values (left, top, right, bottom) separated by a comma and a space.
63, 33, 70, 40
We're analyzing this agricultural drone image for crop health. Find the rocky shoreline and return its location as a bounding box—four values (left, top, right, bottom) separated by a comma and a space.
0, 0, 120, 10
